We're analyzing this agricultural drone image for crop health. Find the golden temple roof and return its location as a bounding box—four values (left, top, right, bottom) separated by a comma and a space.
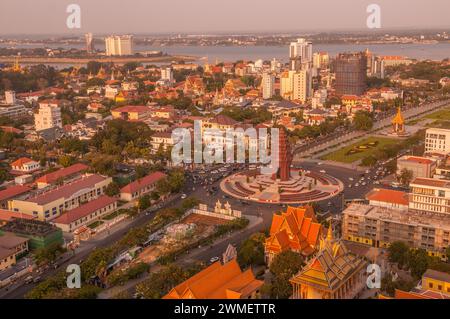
392, 106, 405, 125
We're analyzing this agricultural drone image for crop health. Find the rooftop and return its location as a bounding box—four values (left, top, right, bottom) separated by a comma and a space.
0, 233, 28, 249
1, 218, 60, 237
121, 171, 166, 195
35, 163, 89, 185
52, 195, 117, 225
366, 188, 409, 206
411, 177, 450, 188
26, 174, 108, 205
0, 185, 31, 202
343, 203, 450, 230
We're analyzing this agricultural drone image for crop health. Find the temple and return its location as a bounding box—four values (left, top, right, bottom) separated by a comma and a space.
265, 205, 323, 265
163, 259, 263, 299
290, 226, 367, 299
271, 128, 292, 181
391, 106, 406, 135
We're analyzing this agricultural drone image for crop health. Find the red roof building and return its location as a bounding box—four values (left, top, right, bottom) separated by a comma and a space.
120, 171, 166, 201
0, 185, 31, 209
52, 195, 117, 232
36, 163, 89, 189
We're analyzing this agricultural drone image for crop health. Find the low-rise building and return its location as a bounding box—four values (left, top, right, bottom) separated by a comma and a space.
35, 163, 89, 189
397, 155, 437, 179
0, 233, 29, 258
0, 185, 31, 210
150, 131, 174, 152
111, 105, 151, 121
10, 174, 112, 221
0, 218, 63, 250
366, 188, 409, 210
10, 157, 40, 173
52, 195, 117, 232
0, 247, 16, 271
120, 171, 166, 202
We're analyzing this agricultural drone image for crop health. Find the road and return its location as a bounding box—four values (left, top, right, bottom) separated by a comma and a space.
294, 99, 450, 159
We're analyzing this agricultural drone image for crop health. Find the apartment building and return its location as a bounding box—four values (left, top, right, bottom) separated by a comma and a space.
342, 203, 450, 259
425, 128, 450, 154
34, 101, 62, 131
409, 177, 450, 214
10, 174, 112, 221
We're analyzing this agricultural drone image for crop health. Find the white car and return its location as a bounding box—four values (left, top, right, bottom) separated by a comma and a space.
355, 183, 360, 187
348, 184, 352, 188
210, 256, 220, 263
319, 169, 326, 173
181, 194, 187, 199
348, 177, 354, 181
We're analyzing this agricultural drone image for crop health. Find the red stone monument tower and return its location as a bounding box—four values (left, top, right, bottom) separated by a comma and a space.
272, 128, 292, 181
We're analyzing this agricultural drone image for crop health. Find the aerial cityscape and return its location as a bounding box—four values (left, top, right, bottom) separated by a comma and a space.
0, 0, 450, 307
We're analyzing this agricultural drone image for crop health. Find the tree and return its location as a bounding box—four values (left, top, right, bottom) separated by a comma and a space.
269, 251, 304, 299
34, 243, 66, 266
353, 111, 373, 131
361, 155, 377, 167
138, 195, 151, 211
105, 182, 120, 196
398, 168, 414, 186
407, 248, 430, 278
237, 233, 265, 267
388, 241, 410, 269
58, 155, 74, 168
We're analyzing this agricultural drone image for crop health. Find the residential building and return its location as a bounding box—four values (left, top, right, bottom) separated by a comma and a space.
289, 38, 313, 71
0, 247, 16, 271
425, 128, 450, 154
52, 195, 117, 232
397, 155, 437, 179
111, 105, 151, 121
10, 157, 40, 173
0, 91, 28, 119
10, 174, 112, 221
105, 35, 133, 56
120, 171, 166, 202
85, 32, 95, 53
34, 101, 62, 131
335, 52, 367, 96
163, 259, 263, 299
160, 67, 173, 82
292, 69, 312, 103
409, 177, 450, 215
262, 72, 275, 99
265, 206, 323, 265
342, 203, 450, 259
151, 131, 174, 152
35, 163, 89, 189
0, 233, 29, 258
290, 227, 367, 299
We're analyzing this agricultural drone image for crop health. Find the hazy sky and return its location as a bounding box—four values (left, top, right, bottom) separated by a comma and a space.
1, 0, 450, 35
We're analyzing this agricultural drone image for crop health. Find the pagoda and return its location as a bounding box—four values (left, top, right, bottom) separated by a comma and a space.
290, 225, 368, 299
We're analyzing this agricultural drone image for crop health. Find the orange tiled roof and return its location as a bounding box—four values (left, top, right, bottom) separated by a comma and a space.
265, 205, 322, 257
163, 259, 263, 299
11, 157, 35, 167
366, 188, 409, 206
36, 163, 89, 185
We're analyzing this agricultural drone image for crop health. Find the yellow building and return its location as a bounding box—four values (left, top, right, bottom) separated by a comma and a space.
422, 269, 450, 296
290, 227, 367, 299
111, 105, 151, 121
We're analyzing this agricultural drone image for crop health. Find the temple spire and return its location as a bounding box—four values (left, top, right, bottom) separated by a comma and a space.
327, 221, 333, 242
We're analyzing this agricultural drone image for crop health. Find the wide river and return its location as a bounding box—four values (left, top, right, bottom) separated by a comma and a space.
2, 42, 449, 66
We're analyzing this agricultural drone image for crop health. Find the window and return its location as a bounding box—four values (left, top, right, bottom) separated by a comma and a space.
429, 282, 433, 288
438, 285, 442, 290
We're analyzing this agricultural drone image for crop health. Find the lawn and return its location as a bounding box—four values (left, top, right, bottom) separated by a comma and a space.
87, 220, 104, 229
102, 209, 127, 221
424, 108, 450, 120
321, 136, 398, 163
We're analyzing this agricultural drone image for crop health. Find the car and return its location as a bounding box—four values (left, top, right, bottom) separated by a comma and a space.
362, 182, 366, 186
348, 184, 352, 188
319, 169, 326, 173
25, 276, 34, 284
210, 256, 220, 263
181, 194, 187, 199
348, 177, 354, 181
355, 183, 360, 187
33, 276, 42, 283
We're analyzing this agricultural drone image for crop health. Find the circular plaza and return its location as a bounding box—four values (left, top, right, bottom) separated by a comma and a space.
220, 168, 344, 204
